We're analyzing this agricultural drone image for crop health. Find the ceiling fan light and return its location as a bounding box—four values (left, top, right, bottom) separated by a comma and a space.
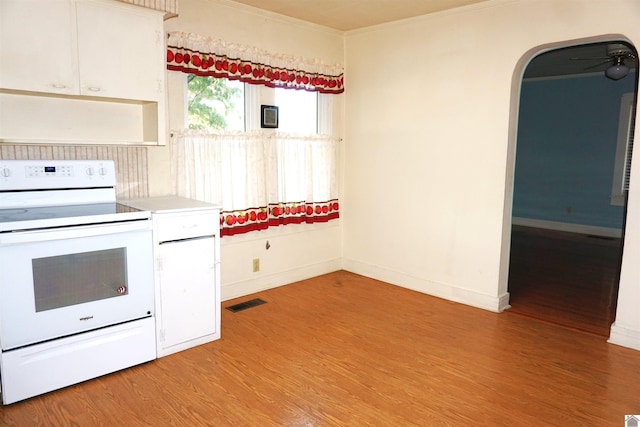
605, 63, 629, 80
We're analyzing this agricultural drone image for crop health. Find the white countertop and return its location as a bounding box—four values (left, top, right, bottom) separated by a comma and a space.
119, 196, 221, 213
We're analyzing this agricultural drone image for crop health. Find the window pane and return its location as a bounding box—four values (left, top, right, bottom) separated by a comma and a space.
188, 76, 244, 131
275, 88, 317, 134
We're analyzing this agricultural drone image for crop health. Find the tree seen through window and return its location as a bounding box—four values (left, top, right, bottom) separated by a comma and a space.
187, 76, 244, 131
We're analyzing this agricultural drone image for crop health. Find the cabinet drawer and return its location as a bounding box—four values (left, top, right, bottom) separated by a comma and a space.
155, 212, 218, 242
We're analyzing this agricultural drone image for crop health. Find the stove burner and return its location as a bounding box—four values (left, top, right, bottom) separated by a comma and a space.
0, 209, 28, 215
0, 208, 56, 223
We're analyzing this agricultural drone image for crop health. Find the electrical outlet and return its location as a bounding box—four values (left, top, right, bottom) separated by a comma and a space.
252, 258, 260, 272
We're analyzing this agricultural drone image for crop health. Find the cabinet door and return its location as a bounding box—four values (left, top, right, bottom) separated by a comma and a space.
157, 238, 217, 349
0, 0, 78, 94
76, 0, 163, 100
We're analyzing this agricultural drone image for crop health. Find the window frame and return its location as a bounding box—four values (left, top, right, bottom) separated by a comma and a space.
611, 92, 636, 206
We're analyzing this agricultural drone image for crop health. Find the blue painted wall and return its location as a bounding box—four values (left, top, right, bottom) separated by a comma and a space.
513, 73, 635, 229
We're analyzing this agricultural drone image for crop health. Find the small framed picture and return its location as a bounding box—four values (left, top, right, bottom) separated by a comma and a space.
261, 105, 279, 128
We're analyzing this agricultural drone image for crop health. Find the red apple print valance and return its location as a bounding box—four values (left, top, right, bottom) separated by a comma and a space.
167, 32, 344, 94
220, 200, 339, 237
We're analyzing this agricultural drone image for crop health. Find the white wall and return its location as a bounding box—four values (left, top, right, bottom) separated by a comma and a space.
150, 0, 640, 351
149, 0, 345, 300
343, 0, 640, 349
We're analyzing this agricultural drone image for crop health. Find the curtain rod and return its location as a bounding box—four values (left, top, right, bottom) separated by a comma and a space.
169, 132, 342, 141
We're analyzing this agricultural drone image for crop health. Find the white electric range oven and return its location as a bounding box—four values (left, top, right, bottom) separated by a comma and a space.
0, 159, 156, 405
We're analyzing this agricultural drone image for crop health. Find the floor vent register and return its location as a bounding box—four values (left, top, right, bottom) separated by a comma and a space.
225, 298, 267, 313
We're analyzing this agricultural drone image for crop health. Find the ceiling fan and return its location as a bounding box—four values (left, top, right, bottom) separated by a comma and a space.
571, 43, 637, 80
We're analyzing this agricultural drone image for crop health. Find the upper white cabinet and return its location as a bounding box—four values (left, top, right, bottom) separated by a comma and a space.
0, 0, 166, 145
76, 0, 163, 101
0, 0, 78, 95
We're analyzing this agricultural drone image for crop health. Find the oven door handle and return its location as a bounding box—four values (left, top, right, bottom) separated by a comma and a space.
0, 220, 151, 245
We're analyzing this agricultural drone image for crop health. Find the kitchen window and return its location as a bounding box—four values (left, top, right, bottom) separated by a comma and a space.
187, 76, 323, 135
172, 33, 342, 236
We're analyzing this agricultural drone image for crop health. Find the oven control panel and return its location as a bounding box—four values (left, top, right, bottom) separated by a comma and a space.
0, 160, 116, 191
25, 165, 74, 177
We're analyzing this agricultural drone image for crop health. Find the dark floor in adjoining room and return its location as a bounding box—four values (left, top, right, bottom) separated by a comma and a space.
507, 225, 622, 337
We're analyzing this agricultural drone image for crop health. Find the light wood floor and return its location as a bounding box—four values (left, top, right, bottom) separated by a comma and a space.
2, 270, 640, 426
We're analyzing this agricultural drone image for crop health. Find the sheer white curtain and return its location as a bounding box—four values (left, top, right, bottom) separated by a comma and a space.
269, 132, 339, 203
170, 130, 340, 236
170, 130, 267, 210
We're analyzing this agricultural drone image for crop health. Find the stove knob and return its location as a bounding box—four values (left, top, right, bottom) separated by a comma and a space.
0, 167, 10, 178
99, 167, 108, 176
86, 167, 94, 176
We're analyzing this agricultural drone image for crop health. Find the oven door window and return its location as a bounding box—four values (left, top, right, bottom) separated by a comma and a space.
32, 248, 128, 312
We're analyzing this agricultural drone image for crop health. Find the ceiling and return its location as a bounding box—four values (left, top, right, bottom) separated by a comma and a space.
228, 0, 637, 79
229, 0, 492, 31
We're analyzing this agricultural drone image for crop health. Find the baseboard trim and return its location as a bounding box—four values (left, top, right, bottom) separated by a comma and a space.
512, 217, 622, 238
221, 258, 342, 301
342, 258, 509, 313
608, 322, 640, 351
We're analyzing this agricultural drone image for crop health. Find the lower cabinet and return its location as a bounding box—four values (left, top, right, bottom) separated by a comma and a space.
153, 209, 221, 357
120, 197, 221, 357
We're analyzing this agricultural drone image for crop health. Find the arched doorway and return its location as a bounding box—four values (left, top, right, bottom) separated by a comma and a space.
504, 40, 638, 337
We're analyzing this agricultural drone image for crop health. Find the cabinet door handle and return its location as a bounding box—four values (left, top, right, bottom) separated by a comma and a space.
159, 235, 215, 245
51, 83, 68, 89
86, 86, 102, 92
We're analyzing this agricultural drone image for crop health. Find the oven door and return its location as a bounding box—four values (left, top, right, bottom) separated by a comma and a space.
0, 220, 154, 351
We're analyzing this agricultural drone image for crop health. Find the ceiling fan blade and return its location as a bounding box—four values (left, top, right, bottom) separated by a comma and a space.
570, 56, 610, 61
583, 59, 612, 70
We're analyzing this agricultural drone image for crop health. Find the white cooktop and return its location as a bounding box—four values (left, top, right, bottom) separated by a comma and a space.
0, 160, 150, 232
119, 196, 220, 213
